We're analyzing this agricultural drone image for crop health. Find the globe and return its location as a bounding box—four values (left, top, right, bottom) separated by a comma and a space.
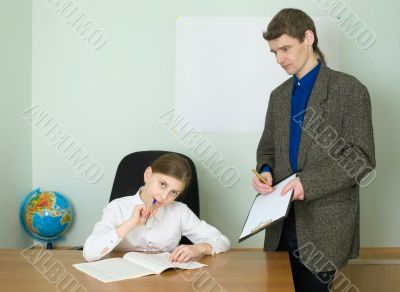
20, 188, 73, 248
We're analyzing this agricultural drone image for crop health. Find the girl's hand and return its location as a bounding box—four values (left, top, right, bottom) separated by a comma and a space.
169, 243, 212, 263
129, 205, 151, 227
116, 204, 158, 238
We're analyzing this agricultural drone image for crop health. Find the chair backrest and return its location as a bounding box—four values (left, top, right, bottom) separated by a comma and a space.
110, 150, 200, 217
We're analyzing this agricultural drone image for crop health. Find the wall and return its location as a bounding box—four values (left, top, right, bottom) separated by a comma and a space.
23, 0, 400, 248
0, 0, 32, 248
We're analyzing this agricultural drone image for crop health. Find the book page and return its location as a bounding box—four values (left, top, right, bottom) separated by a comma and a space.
123, 252, 207, 274
239, 174, 296, 240
73, 258, 154, 283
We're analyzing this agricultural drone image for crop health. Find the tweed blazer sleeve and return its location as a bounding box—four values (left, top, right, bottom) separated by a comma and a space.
298, 79, 376, 202
256, 90, 276, 172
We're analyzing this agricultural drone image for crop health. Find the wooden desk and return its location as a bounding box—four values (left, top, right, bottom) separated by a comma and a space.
0, 248, 294, 292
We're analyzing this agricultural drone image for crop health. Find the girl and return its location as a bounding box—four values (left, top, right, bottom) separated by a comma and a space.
83, 153, 230, 263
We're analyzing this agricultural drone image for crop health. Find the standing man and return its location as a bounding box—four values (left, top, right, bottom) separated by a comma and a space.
252, 8, 375, 292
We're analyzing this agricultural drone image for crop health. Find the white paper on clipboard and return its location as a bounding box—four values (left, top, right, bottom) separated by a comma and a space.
239, 174, 297, 242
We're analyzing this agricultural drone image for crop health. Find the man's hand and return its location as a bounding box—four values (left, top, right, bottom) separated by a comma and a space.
252, 171, 274, 194
281, 177, 304, 200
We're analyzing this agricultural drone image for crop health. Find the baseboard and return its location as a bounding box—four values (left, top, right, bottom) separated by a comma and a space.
333, 247, 400, 292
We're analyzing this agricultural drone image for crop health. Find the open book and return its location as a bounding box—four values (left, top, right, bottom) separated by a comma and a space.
73, 252, 207, 283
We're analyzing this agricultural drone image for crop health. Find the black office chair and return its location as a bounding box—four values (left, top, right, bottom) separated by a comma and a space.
109, 150, 200, 244
71, 150, 200, 250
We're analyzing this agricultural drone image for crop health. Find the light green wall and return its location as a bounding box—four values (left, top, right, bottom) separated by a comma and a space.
0, 0, 32, 248
3, 0, 399, 248
339, 1, 400, 246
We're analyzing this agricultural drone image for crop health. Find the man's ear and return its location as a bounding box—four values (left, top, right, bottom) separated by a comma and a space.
304, 30, 315, 46
144, 167, 152, 183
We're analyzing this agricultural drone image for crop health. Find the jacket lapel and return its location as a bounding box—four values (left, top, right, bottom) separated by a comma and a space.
278, 79, 293, 174
297, 65, 330, 171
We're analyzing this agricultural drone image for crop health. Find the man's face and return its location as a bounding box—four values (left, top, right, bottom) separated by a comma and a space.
268, 33, 313, 77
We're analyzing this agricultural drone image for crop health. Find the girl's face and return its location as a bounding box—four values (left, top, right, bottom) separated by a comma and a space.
141, 167, 185, 207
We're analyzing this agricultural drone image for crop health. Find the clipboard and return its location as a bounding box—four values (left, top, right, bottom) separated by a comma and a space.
238, 174, 297, 242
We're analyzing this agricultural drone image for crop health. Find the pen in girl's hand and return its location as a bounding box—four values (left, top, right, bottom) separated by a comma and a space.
145, 198, 157, 225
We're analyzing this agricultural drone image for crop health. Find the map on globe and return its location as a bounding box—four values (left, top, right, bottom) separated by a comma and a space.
20, 189, 73, 241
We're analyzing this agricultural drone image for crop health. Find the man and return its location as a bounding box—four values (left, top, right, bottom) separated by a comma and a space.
252, 8, 375, 292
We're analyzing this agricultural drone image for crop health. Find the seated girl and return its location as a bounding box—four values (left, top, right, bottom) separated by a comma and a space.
83, 153, 230, 263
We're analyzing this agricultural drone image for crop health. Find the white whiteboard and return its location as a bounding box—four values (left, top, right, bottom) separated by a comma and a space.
175, 17, 340, 132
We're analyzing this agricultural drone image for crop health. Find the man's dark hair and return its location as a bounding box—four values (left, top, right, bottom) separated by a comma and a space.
263, 8, 326, 64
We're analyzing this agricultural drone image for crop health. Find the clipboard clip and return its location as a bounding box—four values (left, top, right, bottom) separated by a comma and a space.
251, 219, 273, 234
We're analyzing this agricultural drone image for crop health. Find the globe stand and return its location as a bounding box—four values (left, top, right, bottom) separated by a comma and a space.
47, 242, 53, 250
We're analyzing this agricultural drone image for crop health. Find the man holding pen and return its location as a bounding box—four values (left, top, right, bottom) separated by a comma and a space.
252, 8, 375, 292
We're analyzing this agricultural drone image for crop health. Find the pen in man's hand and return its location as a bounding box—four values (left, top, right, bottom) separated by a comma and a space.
251, 169, 272, 187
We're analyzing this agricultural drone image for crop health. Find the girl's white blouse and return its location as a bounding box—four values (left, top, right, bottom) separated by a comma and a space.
83, 190, 230, 261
